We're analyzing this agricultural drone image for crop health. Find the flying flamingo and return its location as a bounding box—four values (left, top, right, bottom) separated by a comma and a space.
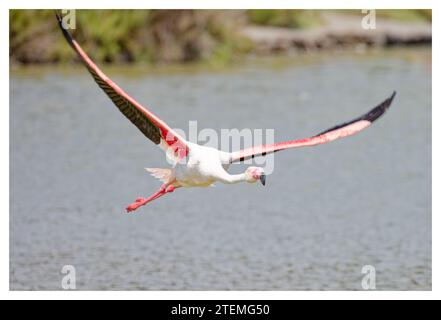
56, 15, 396, 213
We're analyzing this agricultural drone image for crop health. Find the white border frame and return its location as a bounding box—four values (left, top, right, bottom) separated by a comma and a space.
2, 0, 437, 300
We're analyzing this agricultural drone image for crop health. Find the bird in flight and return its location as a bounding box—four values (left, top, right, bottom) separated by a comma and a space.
56, 14, 396, 213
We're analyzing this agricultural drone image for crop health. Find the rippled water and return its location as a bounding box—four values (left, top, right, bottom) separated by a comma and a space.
10, 49, 431, 290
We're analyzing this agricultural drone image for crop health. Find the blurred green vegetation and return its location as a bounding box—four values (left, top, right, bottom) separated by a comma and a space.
337, 9, 432, 22
10, 10, 252, 65
10, 9, 431, 66
248, 10, 323, 28
376, 9, 432, 22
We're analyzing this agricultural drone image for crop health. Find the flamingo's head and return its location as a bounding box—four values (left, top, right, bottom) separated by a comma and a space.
245, 167, 266, 186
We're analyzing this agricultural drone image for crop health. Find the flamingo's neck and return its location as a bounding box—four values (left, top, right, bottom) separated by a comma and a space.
221, 173, 248, 184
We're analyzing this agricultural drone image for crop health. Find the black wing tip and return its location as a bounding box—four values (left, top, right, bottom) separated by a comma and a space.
313, 91, 396, 137
363, 90, 396, 123
390, 90, 397, 100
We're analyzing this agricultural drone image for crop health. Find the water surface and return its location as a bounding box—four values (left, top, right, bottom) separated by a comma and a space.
10, 48, 431, 290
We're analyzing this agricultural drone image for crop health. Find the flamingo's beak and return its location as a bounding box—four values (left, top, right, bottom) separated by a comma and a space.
260, 174, 266, 186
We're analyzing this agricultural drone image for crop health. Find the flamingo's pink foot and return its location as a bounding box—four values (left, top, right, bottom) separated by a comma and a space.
125, 198, 148, 213
124, 183, 178, 213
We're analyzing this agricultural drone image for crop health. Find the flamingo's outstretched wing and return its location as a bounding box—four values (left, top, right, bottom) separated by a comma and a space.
56, 14, 188, 160
229, 92, 396, 163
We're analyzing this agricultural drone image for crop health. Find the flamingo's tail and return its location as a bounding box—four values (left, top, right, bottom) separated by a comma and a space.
145, 168, 172, 183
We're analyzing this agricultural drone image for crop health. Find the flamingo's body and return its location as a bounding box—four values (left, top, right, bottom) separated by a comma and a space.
56, 15, 396, 213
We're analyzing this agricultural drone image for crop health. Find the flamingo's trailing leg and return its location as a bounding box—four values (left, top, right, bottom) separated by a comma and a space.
126, 182, 179, 213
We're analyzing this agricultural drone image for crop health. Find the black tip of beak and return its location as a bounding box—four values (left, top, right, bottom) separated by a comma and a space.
260, 174, 266, 186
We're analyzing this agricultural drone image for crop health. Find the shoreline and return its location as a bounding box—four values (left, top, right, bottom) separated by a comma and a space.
10, 46, 431, 77
239, 14, 431, 54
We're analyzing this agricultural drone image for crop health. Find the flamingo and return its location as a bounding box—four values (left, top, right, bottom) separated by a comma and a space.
56, 15, 396, 213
